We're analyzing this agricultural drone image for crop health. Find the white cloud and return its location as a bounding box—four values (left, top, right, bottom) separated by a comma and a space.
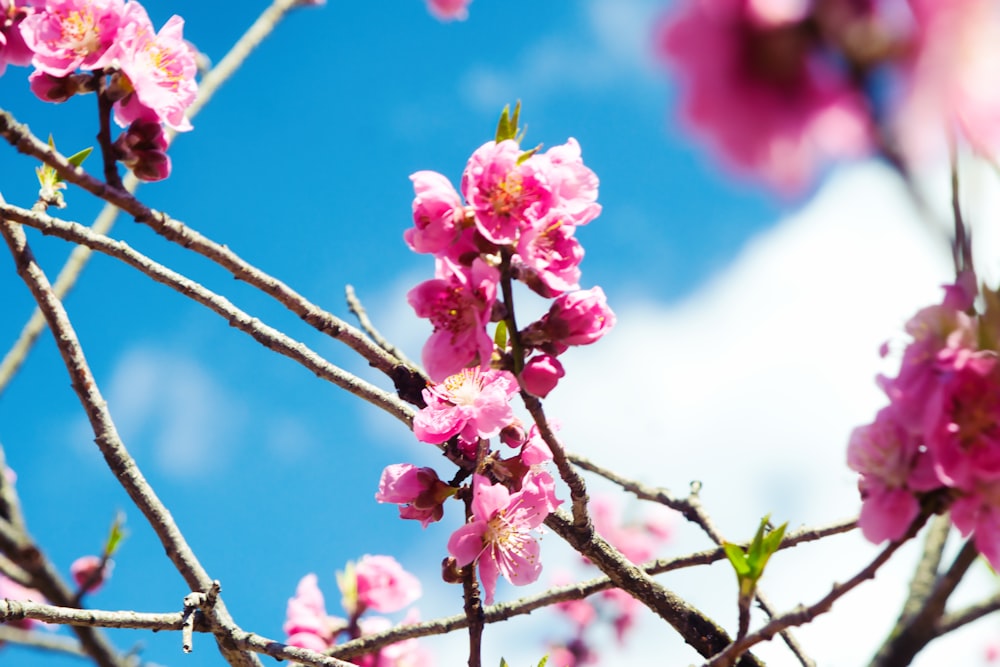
461, 0, 664, 111
380, 159, 1000, 665
97, 347, 249, 478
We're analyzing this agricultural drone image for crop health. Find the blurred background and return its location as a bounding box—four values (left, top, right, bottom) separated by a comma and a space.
0, 0, 998, 665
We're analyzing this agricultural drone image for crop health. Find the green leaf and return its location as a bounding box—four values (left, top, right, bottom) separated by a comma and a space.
67, 146, 93, 169
103, 511, 127, 557
494, 101, 523, 143
723, 515, 787, 602
722, 542, 751, 577
493, 320, 508, 350
537, 656, 549, 667
499, 659, 509, 667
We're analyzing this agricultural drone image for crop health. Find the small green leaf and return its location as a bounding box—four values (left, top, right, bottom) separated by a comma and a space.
494, 101, 523, 143
723, 542, 751, 577
537, 656, 549, 667
493, 320, 508, 350
499, 659, 509, 667
103, 511, 128, 557
67, 146, 93, 169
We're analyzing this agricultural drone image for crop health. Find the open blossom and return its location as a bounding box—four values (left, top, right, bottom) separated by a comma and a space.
447, 471, 561, 604
461, 139, 552, 245
19, 0, 125, 76
513, 213, 584, 297
412, 367, 517, 446
407, 258, 498, 382
539, 138, 601, 226
353, 555, 422, 614
111, 1, 197, 131
425, 0, 470, 21
284, 573, 337, 651
655, 0, 871, 191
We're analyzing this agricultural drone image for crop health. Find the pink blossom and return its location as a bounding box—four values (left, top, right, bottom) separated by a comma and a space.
425, 0, 470, 22
513, 214, 583, 297
589, 495, 672, 565
551, 571, 597, 628
111, 2, 197, 132
375, 463, 449, 527
655, 0, 871, 191
70, 555, 112, 594
461, 140, 552, 245
407, 258, 498, 382
413, 367, 518, 446
951, 480, 1000, 570
354, 555, 422, 614
404, 171, 467, 256
447, 472, 561, 604
897, 0, 1000, 158
540, 138, 601, 226
357, 612, 434, 667
19, 0, 124, 76
847, 407, 933, 543
525, 287, 616, 353
1, 1, 33, 76
27, 70, 88, 102
284, 573, 335, 650
520, 353, 565, 398
601, 587, 642, 644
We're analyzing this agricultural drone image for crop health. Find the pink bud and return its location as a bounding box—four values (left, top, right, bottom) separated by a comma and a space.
544, 287, 616, 348
71, 555, 111, 594
520, 354, 565, 398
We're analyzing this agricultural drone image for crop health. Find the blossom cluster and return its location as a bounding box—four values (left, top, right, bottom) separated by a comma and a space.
405, 132, 614, 393
849, 273, 1000, 567
284, 555, 430, 666
0, 0, 199, 182
656, 0, 1000, 191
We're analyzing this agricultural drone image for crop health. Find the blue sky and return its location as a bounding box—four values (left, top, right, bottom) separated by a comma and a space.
1, 1, 998, 666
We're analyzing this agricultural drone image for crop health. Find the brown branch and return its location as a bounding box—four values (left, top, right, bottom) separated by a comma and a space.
937, 590, 1000, 635
0, 218, 259, 667
0, 624, 88, 658
345, 284, 423, 373
0, 0, 316, 398
0, 202, 415, 427
0, 106, 409, 394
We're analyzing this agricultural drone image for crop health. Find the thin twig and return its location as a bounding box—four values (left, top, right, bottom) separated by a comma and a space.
702, 513, 930, 667
0, 217, 260, 667
571, 453, 816, 665
0, 0, 316, 397
0, 202, 415, 426
0, 624, 88, 658
345, 284, 423, 373
937, 590, 1000, 636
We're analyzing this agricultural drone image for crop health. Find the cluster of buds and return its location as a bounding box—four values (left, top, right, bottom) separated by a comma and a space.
0, 0, 199, 182
849, 272, 1000, 566
284, 556, 430, 666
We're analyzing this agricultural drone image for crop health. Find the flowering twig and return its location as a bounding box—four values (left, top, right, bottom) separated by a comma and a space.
0, 218, 259, 667
701, 512, 930, 667
0, 202, 415, 427
570, 453, 815, 665
0, 0, 317, 399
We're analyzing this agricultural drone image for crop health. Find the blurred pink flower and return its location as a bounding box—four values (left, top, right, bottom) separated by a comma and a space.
425, 0, 470, 22
656, 0, 871, 191
283, 573, 336, 650
70, 555, 112, 594
0, 575, 44, 630
354, 555, 422, 614
448, 472, 561, 604
0, 1, 33, 76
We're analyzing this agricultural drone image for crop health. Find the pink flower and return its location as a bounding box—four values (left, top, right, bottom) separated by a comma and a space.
951, 480, 1000, 570
70, 555, 112, 594
357, 612, 433, 667
354, 555, 422, 614
0, 1, 33, 76
655, 0, 871, 191
407, 258, 499, 382
404, 171, 467, 256
113, 115, 170, 181
447, 472, 561, 604
111, 1, 197, 132
413, 367, 518, 447
520, 354, 565, 398
513, 214, 583, 297
897, 0, 1000, 158
525, 287, 616, 354
375, 463, 449, 527
284, 573, 336, 650
540, 138, 601, 226
425, 0, 470, 22
461, 140, 552, 245
589, 495, 672, 565
19, 0, 125, 77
